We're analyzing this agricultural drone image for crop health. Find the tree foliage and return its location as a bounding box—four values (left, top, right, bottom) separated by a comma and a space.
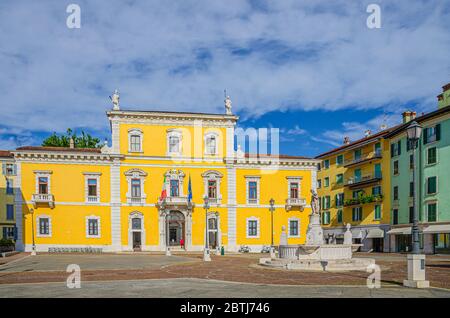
42, 129, 101, 148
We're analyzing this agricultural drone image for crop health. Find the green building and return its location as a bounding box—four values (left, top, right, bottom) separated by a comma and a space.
386, 83, 450, 254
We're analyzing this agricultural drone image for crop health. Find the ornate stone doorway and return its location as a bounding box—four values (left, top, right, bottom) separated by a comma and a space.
168, 211, 185, 246
128, 211, 145, 251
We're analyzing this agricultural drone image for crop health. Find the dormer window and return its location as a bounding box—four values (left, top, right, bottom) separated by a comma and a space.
204, 132, 219, 155
128, 128, 143, 153
167, 129, 182, 156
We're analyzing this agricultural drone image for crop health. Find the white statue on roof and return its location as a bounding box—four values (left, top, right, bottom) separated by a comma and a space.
110, 89, 120, 110
225, 94, 232, 115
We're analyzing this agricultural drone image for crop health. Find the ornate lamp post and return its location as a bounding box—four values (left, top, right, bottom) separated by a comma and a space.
160, 200, 171, 256
269, 198, 276, 258
30, 208, 36, 256
203, 196, 211, 262
269, 198, 275, 246
403, 121, 429, 288
407, 121, 422, 255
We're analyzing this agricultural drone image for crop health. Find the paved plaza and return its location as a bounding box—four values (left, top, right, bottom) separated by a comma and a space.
1, 252, 450, 297
2, 278, 450, 298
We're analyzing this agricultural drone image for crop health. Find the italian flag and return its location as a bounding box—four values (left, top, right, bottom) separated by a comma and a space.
159, 175, 167, 202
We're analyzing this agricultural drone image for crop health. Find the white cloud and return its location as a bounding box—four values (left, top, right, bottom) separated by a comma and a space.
319, 112, 402, 146
0, 0, 448, 145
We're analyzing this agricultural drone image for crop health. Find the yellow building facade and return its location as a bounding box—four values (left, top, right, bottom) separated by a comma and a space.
1, 151, 17, 240
13, 99, 318, 252
315, 131, 391, 252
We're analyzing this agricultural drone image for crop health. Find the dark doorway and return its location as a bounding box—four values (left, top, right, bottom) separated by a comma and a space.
168, 211, 185, 246
133, 232, 142, 251
372, 238, 384, 252
396, 235, 412, 252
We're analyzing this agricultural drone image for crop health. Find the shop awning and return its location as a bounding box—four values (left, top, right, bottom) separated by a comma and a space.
352, 230, 364, 239
366, 228, 384, 238
387, 227, 411, 235
423, 224, 450, 234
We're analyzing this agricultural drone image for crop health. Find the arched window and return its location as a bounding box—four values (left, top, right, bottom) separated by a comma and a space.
128, 128, 143, 153
167, 129, 182, 156
204, 132, 219, 155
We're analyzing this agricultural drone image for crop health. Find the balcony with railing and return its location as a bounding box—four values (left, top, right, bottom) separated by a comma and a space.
285, 197, 307, 211
158, 195, 194, 209
344, 149, 382, 168
87, 195, 99, 203
344, 194, 383, 206
32, 193, 55, 208
345, 172, 382, 188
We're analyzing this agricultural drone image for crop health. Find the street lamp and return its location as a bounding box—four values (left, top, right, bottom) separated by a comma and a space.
203, 196, 211, 262
30, 208, 36, 256
269, 198, 275, 246
403, 120, 429, 288
160, 200, 171, 256
406, 121, 422, 254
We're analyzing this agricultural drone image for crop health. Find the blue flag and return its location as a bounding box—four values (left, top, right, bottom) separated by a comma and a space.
187, 175, 193, 203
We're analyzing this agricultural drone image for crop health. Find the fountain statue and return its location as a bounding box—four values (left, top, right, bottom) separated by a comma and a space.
259, 190, 374, 271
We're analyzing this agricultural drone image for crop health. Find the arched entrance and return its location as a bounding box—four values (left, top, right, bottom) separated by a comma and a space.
168, 211, 185, 246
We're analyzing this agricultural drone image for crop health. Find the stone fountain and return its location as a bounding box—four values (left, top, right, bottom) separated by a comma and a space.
260, 190, 374, 271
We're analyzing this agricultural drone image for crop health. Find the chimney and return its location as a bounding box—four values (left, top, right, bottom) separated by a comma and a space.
69, 137, 75, 149
438, 83, 450, 109
402, 111, 416, 124
343, 136, 350, 145
364, 130, 372, 137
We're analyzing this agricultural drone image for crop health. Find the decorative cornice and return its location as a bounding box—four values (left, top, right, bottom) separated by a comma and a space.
107, 110, 238, 127
12, 150, 112, 162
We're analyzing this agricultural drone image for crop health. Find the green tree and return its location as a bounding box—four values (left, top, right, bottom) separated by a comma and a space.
42, 129, 101, 148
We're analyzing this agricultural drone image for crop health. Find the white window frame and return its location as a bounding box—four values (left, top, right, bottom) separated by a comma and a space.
426, 146, 438, 166
204, 131, 219, 156
245, 176, 260, 205
288, 217, 300, 238
166, 129, 182, 156
36, 215, 52, 237
286, 177, 302, 199
34, 170, 52, 194
128, 128, 143, 153
2, 163, 16, 176
164, 169, 186, 198
201, 170, 223, 204
322, 211, 330, 225
125, 169, 148, 204
246, 217, 260, 239
83, 172, 101, 203
352, 207, 363, 222
85, 215, 101, 238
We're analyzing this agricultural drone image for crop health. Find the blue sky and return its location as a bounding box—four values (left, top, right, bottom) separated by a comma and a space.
0, 0, 449, 157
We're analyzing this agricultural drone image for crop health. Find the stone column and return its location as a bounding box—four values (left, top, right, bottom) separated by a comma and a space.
14, 161, 24, 251
159, 210, 167, 251
110, 157, 121, 251
185, 210, 193, 251
227, 165, 237, 251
